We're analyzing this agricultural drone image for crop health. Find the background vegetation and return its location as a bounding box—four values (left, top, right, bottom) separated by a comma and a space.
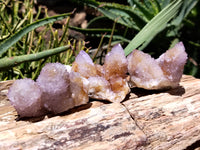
0, 0, 199, 81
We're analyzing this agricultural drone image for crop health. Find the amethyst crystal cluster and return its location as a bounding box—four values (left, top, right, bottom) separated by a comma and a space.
8, 63, 89, 117
8, 79, 46, 118
7, 42, 187, 117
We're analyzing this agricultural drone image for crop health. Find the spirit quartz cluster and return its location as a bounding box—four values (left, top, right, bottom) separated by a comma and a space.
7, 42, 187, 117
127, 42, 187, 89
72, 44, 130, 102
8, 63, 89, 117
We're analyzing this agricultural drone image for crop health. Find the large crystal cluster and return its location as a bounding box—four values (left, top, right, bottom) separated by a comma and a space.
72, 44, 130, 102
127, 42, 187, 89
7, 42, 188, 118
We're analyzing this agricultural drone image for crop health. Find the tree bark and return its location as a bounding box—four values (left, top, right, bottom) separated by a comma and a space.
0, 75, 200, 150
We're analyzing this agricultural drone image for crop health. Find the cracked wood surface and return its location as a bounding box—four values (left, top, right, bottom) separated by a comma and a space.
0, 75, 200, 149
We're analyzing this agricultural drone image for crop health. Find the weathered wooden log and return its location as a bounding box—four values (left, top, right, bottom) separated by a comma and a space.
0, 75, 200, 149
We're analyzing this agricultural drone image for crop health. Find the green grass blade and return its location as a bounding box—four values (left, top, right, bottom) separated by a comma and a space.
171, 0, 198, 26
102, 3, 147, 29
127, 0, 154, 20
87, 16, 108, 28
96, 7, 140, 30
99, 35, 130, 43
124, 0, 183, 56
0, 12, 72, 56
69, 0, 142, 30
159, 0, 171, 9
0, 45, 70, 70
70, 25, 130, 43
154, 0, 162, 12
69, 26, 115, 34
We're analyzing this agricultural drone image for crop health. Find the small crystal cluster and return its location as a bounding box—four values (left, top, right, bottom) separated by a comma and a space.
8, 63, 89, 117
37, 63, 73, 114
72, 44, 130, 102
7, 42, 187, 118
7, 78, 46, 117
127, 42, 187, 89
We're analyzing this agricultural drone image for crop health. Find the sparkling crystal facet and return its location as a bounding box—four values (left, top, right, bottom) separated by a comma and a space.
72, 44, 130, 102
7, 78, 46, 117
127, 42, 188, 89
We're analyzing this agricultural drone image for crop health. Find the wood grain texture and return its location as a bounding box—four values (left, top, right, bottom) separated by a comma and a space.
0, 75, 200, 149
0, 96, 146, 149
123, 75, 200, 150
